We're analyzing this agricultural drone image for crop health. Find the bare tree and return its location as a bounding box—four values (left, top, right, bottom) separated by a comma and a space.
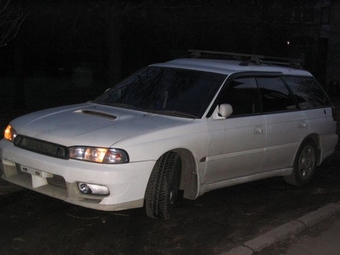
0, 0, 26, 47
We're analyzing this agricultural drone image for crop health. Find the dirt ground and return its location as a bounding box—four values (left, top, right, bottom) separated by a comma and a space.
0, 92, 339, 255
1, 152, 340, 255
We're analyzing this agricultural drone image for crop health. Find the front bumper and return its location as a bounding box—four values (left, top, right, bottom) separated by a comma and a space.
0, 139, 155, 211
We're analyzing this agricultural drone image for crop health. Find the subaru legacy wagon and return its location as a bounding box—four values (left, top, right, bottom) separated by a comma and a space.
0, 50, 338, 219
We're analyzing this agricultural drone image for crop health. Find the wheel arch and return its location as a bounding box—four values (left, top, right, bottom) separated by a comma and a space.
162, 148, 198, 200
300, 134, 321, 166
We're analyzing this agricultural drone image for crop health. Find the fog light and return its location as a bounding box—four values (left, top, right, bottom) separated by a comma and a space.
77, 183, 109, 195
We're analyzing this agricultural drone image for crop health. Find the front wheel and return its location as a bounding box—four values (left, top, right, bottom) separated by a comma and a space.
284, 140, 318, 186
145, 152, 181, 219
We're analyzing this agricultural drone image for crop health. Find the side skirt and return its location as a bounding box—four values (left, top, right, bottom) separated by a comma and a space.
199, 167, 293, 196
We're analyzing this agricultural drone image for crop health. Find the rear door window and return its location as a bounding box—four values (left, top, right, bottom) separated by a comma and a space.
257, 77, 297, 113
283, 76, 331, 109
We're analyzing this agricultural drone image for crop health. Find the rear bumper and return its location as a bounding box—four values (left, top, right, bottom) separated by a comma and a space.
320, 132, 338, 163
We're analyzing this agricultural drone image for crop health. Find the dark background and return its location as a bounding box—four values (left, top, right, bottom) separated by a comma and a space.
0, 0, 336, 113
0, 2, 340, 254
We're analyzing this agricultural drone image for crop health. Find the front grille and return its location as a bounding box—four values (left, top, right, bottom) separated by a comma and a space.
14, 135, 69, 159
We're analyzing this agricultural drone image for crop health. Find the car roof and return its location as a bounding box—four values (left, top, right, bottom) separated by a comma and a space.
151, 58, 312, 77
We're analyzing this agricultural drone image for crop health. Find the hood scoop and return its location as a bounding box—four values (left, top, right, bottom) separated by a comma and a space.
76, 109, 117, 120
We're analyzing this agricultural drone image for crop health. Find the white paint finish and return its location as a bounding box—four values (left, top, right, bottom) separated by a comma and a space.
204, 115, 265, 184
153, 58, 311, 76
0, 57, 338, 212
261, 111, 308, 171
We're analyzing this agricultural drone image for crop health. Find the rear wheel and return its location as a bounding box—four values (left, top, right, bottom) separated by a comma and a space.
284, 140, 317, 186
145, 152, 181, 219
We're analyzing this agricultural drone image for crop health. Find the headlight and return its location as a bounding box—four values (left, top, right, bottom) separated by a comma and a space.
69, 146, 129, 164
4, 125, 17, 142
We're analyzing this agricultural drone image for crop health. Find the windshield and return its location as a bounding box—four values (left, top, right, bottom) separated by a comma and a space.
94, 67, 226, 118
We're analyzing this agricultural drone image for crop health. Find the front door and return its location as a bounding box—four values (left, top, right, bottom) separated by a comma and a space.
204, 76, 265, 184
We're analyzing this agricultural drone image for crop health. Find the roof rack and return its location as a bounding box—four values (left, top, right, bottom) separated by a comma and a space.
188, 49, 302, 69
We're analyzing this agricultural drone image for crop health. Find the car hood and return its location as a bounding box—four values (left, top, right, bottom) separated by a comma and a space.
11, 103, 194, 147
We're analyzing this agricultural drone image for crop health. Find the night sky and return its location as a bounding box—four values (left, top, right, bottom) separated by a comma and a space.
0, 0, 330, 112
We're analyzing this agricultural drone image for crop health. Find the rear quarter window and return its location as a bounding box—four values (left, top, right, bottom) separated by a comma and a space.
283, 76, 331, 109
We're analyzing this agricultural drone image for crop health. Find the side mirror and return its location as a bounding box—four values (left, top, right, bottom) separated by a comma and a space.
213, 104, 233, 119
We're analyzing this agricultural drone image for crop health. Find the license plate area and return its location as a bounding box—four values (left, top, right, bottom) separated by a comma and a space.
19, 165, 54, 188
20, 165, 53, 178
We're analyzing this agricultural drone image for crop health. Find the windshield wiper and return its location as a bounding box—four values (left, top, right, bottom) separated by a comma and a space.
148, 110, 196, 119
104, 102, 137, 109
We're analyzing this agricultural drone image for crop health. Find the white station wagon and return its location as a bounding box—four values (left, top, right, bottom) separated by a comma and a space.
0, 50, 338, 219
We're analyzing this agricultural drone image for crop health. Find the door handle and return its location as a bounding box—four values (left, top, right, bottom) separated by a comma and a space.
254, 126, 264, 134
298, 121, 308, 129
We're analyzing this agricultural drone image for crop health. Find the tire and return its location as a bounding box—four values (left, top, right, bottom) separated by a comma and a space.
284, 140, 317, 186
145, 152, 181, 220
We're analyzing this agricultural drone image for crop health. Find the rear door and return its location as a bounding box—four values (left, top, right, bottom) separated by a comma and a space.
257, 76, 308, 172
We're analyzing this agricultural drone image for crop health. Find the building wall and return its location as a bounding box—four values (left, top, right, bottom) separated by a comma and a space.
326, 0, 340, 94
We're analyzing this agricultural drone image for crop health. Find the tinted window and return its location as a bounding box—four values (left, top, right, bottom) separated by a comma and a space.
94, 67, 226, 118
219, 77, 261, 116
283, 76, 331, 109
257, 77, 297, 112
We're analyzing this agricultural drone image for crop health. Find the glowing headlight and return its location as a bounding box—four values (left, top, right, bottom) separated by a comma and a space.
69, 147, 129, 164
4, 125, 17, 142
